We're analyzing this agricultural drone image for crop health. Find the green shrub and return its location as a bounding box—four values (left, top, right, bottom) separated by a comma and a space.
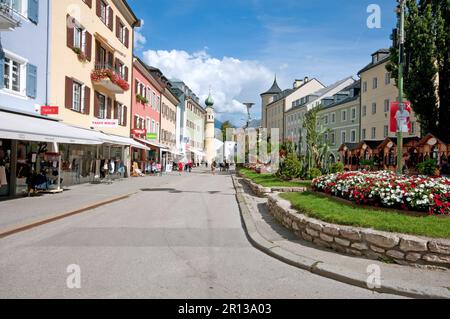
308, 168, 322, 179
330, 162, 344, 174
417, 159, 438, 176
277, 153, 302, 180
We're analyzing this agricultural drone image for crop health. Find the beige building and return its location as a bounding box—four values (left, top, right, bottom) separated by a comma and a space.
359, 49, 420, 141
261, 77, 325, 141
49, 0, 139, 137
47, 0, 140, 184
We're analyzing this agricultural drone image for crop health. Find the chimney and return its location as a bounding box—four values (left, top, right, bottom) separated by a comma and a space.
304, 76, 309, 83
293, 79, 303, 89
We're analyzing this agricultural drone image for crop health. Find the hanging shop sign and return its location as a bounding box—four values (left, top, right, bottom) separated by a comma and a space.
132, 129, 146, 136
91, 119, 118, 128
147, 132, 158, 140
40, 106, 59, 115
390, 101, 412, 133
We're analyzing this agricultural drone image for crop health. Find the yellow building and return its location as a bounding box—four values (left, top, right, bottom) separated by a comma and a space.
358, 49, 420, 141
47, 0, 141, 184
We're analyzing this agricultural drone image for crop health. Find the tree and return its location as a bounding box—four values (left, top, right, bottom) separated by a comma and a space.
387, 0, 449, 141
303, 107, 331, 171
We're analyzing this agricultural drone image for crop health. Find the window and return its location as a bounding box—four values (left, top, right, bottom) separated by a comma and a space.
74, 26, 83, 50
72, 81, 83, 112
324, 115, 329, 125
156, 96, 160, 112
341, 131, 346, 144
363, 81, 367, 92
119, 22, 126, 43
331, 113, 336, 123
385, 72, 391, 85
3, 57, 22, 92
151, 120, 155, 133
330, 132, 335, 145
146, 118, 151, 131
384, 125, 389, 138
134, 115, 139, 129
362, 105, 367, 117
371, 127, 376, 139
100, 0, 108, 25
362, 128, 366, 140
342, 110, 347, 122
98, 93, 106, 119
156, 123, 160, 138
384, 99, 390, 113
351, 107, 356, 120
117, 103, 126, 126
351, 130, 356, 142
152, 92, 156, 108
372, 77, 378, 89
372, 102, 377, 115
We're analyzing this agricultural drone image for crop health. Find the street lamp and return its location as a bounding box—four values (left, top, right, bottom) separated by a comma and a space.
243, 103, 254, 129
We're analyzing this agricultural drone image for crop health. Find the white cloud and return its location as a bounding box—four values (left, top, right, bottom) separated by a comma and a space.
142, 49, 274, 125
134, 20, 147, 50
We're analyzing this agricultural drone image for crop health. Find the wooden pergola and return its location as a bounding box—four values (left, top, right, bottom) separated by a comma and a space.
416, 134, 449, 165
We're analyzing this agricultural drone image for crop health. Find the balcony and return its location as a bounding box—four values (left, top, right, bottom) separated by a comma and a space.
0, 1, 21, 31
91, 63, 129, 94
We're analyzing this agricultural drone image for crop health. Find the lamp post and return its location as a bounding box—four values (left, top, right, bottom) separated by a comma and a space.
397, 0, 405, 175
243, 103, 254, 129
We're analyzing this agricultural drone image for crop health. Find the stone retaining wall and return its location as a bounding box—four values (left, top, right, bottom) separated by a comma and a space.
268, 193, 450, 269
237, 174, 308, 197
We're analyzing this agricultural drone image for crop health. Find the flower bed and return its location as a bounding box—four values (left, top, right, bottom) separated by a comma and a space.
312, 171, 450, 216
91, 69, 129, 91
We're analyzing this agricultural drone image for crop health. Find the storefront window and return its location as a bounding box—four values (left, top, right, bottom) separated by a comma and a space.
0, 140, 12, 196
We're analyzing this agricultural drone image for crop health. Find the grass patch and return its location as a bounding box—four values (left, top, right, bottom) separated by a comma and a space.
280, 192, 450, 239
238, 168, 311, 188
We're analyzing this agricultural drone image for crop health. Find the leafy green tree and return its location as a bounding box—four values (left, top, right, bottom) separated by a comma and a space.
387, 0, 449, 140
276, 153, 303, 180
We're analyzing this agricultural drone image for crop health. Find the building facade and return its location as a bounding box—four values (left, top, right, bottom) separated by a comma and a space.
285, 76, 355, 153
131, 57, 162, 170
358, 49, 420, 141
318, 81, 361, 162
46, 0, 142, 184
185, 95, 206, 164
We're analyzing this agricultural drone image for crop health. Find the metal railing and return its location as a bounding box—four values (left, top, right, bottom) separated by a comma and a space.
94, 63, 126, 82
0, 1, 22, 24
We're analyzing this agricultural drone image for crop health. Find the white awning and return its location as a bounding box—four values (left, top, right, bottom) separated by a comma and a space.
189, 149, 206, 157
133, 137, 164, 149
0, 110, 102, 145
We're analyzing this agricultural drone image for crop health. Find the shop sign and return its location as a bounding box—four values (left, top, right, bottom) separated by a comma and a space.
41, 106, 59, 115
147, 132, 157, 140
91, 119, 118, 128
132, 129, 146, 136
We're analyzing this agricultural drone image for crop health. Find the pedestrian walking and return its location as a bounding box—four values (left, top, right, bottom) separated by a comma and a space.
211, 160, 217, 175
188, 161, 193, 173
178, 162, 183, 176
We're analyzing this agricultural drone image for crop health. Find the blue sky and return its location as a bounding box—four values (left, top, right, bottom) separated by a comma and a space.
128, 0, 398, 125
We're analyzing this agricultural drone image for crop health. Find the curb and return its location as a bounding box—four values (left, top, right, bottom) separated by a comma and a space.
231, 175, 450, 299
0, 192, 137, 239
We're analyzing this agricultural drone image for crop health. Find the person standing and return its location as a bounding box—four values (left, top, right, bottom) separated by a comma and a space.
211, 160, 217, 176
188, 161, 193, 173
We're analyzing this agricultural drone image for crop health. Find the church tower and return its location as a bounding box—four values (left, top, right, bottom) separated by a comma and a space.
260, 76, 282, 128
204, 92, 216, 164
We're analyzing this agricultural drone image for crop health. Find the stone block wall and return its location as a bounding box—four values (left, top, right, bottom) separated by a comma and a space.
267, 193, 450, 269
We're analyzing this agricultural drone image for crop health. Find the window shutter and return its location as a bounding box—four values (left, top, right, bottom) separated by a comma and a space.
84, 0, 92, 8
116, 16, 121, 39
85, 31, 92, 61
123, 106, 128, 126
94, 92, 100, 118
84, 86, 91, 115
26, 64, 37, 99
108, 8, 113, 30
125, 28, 129, 48
0, 52, 4, 90
67, 15, 74, 49
114, 101, 119, 120
96, 0, 101, 17
28, 0, 39, 24
106, 97, 112, 119
65, 77, 73, 109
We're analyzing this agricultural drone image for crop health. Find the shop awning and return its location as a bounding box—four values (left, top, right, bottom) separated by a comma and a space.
189, 149, 206, 157
100, 133, 150, 150
0, 110, 102, 145
133, 137, 164, 149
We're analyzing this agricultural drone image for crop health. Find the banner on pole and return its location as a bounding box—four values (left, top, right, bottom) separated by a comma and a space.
390, 101, 412, 133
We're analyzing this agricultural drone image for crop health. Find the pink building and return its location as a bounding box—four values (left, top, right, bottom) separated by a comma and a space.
131, 57, 163, 172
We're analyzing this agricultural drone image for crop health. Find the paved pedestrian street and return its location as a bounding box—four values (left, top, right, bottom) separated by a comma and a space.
0, 169, 403, 299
